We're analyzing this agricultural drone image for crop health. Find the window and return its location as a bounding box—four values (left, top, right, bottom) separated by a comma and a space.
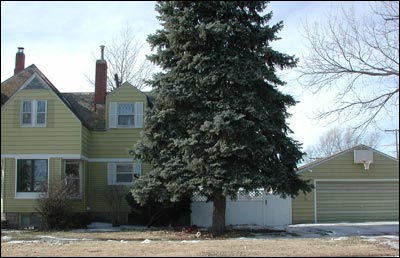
16, 159, 48, 198
65, 160, 81, 198
22, 101, 32, 124
107, 162, 141, 185
21, 100, 47, 127
109, 102, 143, 128
117, 103, 134, 126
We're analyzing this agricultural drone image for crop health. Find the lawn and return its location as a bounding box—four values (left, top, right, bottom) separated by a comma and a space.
1, 227, 398, 257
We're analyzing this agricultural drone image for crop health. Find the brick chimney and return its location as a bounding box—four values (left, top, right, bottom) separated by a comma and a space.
95, 45, 107, 107
14, 47, 25, 75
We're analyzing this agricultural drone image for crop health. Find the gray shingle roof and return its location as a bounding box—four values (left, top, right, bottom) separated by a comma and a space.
1, 64, 37, 102
62, 93, 106, 130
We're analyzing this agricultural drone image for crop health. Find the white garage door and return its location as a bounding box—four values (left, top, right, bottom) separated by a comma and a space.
316, 180, 399, 223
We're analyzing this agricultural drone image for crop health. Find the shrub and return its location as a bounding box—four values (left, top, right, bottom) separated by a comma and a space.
126, 192, 191, 227
35, 180, 88, 230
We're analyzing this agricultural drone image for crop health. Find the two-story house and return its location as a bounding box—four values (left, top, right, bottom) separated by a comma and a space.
3, 48, 398, 230
1, 47, 152, 228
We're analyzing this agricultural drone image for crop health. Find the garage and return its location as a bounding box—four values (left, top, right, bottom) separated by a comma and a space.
292, 145, 399, 224
191, 145, 399, 227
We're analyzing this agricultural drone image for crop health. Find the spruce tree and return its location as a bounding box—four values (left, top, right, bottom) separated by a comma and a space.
130, 1, 313, 234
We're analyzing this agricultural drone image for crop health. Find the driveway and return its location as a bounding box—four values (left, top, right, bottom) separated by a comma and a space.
283, 221, 399, 250
284, 221, 399, 237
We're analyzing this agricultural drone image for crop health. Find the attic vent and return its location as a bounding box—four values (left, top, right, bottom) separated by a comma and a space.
354, 150, 373, 164
23, 77, 48, 90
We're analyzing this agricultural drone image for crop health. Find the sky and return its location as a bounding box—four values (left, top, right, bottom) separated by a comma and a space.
1, 1, 399, 158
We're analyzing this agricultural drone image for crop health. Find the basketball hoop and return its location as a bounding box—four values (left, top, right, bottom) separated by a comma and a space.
362, 160, 372, 170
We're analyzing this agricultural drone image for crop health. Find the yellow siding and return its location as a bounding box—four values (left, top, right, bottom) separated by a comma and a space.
81, 126, 91, 157
87, 162, 131, 212
82, 160, 89, 211
90, 131, 143, 158
1, 90, 82, 154
291, 190, 314, 224
1, 159, 5, 213
292, 150, 399, 224
87, 161, 152, 212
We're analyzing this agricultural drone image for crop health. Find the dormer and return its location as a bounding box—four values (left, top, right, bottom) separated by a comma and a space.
106, 82, 146, 129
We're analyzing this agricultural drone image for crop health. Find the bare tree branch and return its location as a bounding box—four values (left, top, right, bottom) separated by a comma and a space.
85, 24, 156, 91
297, 1, 399, 131
304, 126, 382, 162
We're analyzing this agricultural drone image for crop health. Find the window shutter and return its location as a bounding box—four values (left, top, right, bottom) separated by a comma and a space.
107, 163, 116, 185
109, 102, 117, 128
134, 102, 143, 128
44, 100, 47, 126
134, 161, 142, 176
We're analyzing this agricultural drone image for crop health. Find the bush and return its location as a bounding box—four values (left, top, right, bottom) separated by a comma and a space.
126, 192, 191, 227
35, 180, 91, 230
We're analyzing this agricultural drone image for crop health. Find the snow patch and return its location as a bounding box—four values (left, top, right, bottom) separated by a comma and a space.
2, 236, 12, 241
7, 240, 40, 244
286, 221, 399, 238
181, 240, 200, 243
361, 235, 399, 250
87, 222, 113, 229
332, 237, 348, 241
142, 239, 152, 244
38, 235, 79, 241
70, 222, 153, 233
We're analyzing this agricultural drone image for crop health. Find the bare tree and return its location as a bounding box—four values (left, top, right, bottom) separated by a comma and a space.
86, 24, 156, 91
298, 1, 399, 131
304, 126, 381, 162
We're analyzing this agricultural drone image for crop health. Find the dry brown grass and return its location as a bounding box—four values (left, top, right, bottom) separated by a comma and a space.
1, 229, 398, 257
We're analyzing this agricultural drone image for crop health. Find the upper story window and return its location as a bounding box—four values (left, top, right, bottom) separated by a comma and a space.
109, 102, 143, 128
21, 100, 47, 127
118, 103, 134, 126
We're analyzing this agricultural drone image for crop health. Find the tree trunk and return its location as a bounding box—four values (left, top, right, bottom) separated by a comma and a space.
212, 191, 226, 235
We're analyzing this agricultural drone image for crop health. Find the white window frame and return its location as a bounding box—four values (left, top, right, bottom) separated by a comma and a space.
107, 161, 142, 185
15, 158, 49, 199
64, 160, 82, 199
20, 100, 47, 127
109, 102, 143, 129
117, 103, 135, 128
